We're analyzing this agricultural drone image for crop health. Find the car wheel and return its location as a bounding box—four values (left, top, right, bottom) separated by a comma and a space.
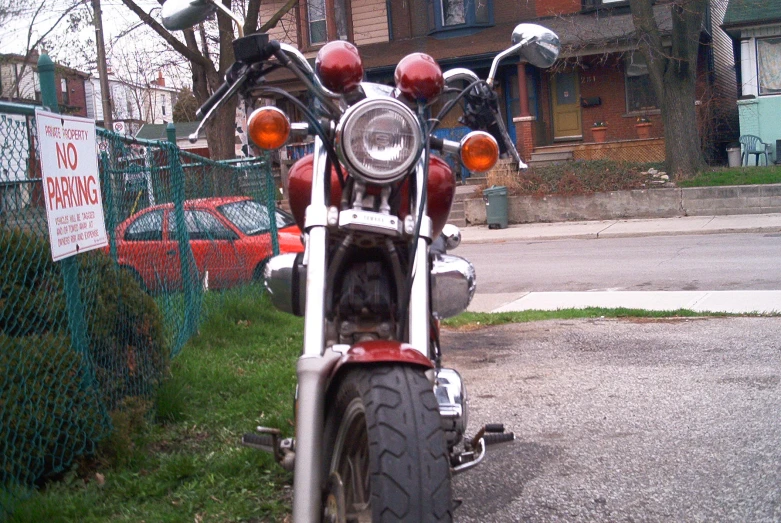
253, 259, 269, 282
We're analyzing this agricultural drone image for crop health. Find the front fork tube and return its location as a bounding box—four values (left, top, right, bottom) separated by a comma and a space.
293, 137, 331, 523
408, 156, 431, 360
292, 144, 433, 521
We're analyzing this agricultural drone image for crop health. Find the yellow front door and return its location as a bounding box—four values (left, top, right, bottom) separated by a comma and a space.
552, 72, 582, 140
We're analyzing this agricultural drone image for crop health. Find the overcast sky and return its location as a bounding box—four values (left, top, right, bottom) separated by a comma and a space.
1, 1, 166, 64
1, 1, 192, 86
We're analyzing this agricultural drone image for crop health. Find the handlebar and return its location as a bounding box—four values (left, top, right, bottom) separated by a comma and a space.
196, 81, 231, 120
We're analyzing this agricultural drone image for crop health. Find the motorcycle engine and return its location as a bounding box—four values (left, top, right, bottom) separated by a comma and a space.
334, 259, 395, 344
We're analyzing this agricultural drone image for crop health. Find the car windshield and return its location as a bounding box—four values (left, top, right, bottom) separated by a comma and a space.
218, 199, 296, 235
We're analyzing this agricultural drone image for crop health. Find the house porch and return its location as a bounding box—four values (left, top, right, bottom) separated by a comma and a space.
528, 138, 665, 166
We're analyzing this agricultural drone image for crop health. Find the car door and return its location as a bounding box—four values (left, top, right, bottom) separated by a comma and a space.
118, 209, 177, 291
168, 209, 240, 289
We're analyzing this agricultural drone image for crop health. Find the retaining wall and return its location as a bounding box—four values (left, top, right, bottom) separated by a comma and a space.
464, 184, 781, 224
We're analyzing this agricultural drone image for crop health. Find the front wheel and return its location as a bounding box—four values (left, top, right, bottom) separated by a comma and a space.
323, 364, 452, 522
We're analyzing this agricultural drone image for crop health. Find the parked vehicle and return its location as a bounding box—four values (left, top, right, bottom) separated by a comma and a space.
113, 196, 303, 291
162, 1, 559, 520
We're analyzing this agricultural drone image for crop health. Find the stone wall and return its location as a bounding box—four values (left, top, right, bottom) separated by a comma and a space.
464, 184, 781, 225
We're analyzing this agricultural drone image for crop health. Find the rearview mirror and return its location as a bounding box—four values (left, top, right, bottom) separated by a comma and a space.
511, 23, 560, 69
161, 0, 216, 31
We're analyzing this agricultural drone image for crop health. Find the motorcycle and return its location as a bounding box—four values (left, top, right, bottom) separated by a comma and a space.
162, 2, 559, 521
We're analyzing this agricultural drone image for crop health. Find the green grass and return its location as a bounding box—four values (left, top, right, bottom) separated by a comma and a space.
9, 295, 770, 522
442, 307, 726, 329
678, 164, 781, 187
9, 289, 302, 523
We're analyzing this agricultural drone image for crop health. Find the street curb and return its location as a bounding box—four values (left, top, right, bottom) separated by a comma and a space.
460, 225, 781, 244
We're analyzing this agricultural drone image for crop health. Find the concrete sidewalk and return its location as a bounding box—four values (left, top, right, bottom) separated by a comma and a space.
460, 213, 781, 244
460, 213, 781, 314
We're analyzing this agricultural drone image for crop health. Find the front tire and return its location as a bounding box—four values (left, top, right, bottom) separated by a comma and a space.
323, 364, 452, 522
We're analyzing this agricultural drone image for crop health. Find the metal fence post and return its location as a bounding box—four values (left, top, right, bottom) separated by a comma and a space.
39, 52, 89, 359
166, 122, 176, 145
167, 135, 199, 347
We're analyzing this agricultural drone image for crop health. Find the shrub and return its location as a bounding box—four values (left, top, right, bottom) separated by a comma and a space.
0, 230, 168, 485
0, 230, 66, 337
81, 252, 169, 409
482, 160, 661, 197
0, 333, 107, 486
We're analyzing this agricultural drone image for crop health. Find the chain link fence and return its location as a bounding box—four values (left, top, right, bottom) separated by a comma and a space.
0, 105, 280, 513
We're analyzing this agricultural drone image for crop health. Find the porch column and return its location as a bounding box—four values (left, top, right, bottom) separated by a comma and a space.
514, 63, 535, 161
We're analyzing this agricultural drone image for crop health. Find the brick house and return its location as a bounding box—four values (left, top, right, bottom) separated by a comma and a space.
259, 0, 737, 165
722, 0, 781, 164
0, 52, 89, 116
0, 52, 89, 213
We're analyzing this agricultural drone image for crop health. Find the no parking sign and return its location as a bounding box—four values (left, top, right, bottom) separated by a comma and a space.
35, 109, 108, 261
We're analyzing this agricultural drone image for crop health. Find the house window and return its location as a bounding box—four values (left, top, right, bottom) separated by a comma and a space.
624, 52, 658, 112
757, 37, 781, 96
305, 0, 349, 46
431, 0, 491, 32
307, 0, 327, 44
60, 78, 69, 105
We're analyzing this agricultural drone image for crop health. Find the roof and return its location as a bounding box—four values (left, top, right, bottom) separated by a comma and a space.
723, 0, 781, 28
539, 5, 673, 56
0, 53, 90, 78
135, 121, 201, 140
358, 5, 673, 71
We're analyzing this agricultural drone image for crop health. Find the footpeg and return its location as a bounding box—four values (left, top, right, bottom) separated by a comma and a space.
241, 426, 295, 471
451, 423, 514, 475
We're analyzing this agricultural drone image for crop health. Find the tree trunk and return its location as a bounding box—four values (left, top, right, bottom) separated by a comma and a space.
206, 98, 238, 161
629, 0, 707, 179
660, 69, 703, 178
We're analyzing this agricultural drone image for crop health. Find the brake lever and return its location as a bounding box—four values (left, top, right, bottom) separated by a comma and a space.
492, 108, 526, 169
188, 71, 249, 143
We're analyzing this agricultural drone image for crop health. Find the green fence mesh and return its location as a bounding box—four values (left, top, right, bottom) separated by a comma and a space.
0, 106, 281, 513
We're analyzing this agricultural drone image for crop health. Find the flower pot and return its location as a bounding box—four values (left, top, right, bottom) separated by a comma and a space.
635, 122, 652, 139
592, 126, 607, 143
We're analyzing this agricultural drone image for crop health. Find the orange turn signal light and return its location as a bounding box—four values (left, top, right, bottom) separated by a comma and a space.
460, 131, 499, 173
248, 106, 290, 150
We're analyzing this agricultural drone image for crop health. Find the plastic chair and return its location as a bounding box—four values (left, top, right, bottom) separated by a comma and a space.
739, 135, 770, 166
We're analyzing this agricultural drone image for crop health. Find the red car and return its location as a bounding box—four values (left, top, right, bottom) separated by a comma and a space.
112, 196, 303, 291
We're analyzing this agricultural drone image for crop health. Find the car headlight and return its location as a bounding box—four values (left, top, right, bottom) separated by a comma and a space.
336, 98, 422, 184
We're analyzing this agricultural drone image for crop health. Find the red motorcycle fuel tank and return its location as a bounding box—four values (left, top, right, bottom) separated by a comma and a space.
286, 153, 456, 236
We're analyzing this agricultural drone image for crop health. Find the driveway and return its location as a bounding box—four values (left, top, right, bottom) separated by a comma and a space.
446, 317, 781, 522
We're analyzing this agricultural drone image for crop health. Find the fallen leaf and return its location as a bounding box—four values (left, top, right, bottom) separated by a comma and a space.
95, 473, 105, 486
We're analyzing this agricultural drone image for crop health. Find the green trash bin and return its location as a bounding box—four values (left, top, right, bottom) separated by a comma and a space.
483, 185, 508, 229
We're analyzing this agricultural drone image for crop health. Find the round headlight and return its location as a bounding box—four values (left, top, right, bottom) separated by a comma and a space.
337, 98, 422, 184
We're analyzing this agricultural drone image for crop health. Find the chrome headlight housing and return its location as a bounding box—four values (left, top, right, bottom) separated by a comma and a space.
336, 98, 422, 184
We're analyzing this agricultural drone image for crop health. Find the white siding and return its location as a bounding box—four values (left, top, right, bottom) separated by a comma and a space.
0, 64, 16, 98
351, 0, 389, 45
742, 26, 781, 38
260, 0, 299, 46
143, 86, 176, 124
84, 79, 97, 120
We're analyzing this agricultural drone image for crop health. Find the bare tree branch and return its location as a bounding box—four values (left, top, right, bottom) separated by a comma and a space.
260, 0, 299, 33
119, 0, 214, 71
4, 0, 86, 99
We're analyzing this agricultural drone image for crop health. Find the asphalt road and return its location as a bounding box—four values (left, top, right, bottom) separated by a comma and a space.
457, 232, 781, 292
445, 317, 781, 522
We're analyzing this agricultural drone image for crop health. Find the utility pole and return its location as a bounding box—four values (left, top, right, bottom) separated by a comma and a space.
92, 0, 113, 129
